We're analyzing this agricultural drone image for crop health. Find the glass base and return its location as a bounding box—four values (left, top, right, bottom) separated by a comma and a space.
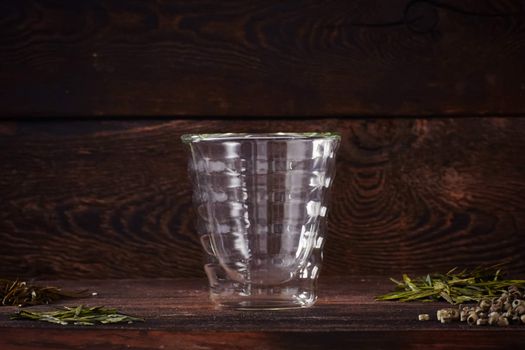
210, 283, 317, 310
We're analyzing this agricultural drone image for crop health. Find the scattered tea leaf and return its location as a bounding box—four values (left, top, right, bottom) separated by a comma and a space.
11, 305, 144, 325
1, 279, 90, 307
376, 265, 525, 304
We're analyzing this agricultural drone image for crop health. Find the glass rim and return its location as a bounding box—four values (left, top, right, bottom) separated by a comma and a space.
181, 132, 341, 143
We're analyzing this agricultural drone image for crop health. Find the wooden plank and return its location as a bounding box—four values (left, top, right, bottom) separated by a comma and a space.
0, 277, 524, 350
1, 0, 525, 117
2, 330, 525, 350
3, 329, 525, 350
1, 118, 525, 278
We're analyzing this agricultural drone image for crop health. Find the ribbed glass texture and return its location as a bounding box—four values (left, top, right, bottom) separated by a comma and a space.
182, 133, 340, 309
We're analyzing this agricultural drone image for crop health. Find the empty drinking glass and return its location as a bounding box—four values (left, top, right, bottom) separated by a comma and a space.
182, 132, 340, 309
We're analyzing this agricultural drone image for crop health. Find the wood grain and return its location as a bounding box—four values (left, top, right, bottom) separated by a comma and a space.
1, 0, 525, 117
1, 118, 525, 279
0, 277, 524, 350
2, 330, 525, 350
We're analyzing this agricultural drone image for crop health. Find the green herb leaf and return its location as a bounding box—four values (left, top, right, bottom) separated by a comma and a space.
10, 305, 144, 325
376, 265, 525, 304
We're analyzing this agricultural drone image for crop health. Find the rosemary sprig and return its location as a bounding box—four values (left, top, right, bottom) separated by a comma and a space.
376, 265, 525, 304
10, 305, 144, 325
1, 279, 90, 307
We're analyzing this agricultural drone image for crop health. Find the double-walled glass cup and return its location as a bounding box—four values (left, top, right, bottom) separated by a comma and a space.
182, 133, 340, 309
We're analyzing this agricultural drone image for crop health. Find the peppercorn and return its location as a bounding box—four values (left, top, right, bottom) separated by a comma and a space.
504, 302, 512, 311
418, 314, 430, 321
460, 309, 468, 322
479, 299, 491, 312
509, 285, 522, 298
467, 313, 478, 326
490, 301, 502, 313
476, 318, 488, 326
488, 313, 499, 326
497, 316, 509, 327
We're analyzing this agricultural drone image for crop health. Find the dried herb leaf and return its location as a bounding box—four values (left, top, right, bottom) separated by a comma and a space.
1, 279, 90, 307
376, 265, 525, 304
11, 305, 144, 325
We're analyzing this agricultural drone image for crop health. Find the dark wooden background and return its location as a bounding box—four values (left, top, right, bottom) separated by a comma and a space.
2, 0, 525, 117
1, 0, 525, 279
2, 118, 525, 279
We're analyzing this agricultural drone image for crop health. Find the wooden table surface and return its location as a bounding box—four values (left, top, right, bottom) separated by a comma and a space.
0, 276, 524, 349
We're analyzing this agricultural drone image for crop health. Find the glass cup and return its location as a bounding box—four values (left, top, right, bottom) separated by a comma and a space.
182, 132, 340, 309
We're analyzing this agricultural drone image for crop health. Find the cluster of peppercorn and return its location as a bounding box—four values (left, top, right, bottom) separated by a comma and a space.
435, 286, 525, 326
